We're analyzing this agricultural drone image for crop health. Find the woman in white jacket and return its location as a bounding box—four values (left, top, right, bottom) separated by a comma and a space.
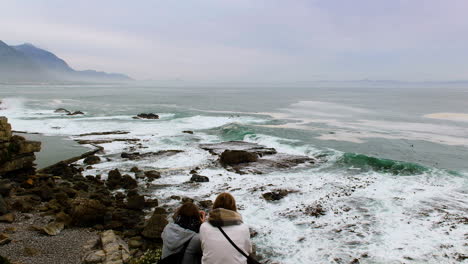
199, 192, 252, 264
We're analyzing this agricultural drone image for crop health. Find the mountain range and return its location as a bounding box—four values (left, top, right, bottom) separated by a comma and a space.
0, 40, 132, 83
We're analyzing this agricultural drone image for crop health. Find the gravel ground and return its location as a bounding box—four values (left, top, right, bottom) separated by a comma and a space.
0, 212, 98, 264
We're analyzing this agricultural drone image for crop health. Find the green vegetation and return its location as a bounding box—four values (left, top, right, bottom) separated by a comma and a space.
128, 248, 162, 264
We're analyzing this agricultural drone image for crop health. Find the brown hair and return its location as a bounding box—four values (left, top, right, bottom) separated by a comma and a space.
213, 192, 237, 211
172, 202, 201, 220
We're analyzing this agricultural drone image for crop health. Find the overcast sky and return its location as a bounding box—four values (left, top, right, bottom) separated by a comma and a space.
1, 0, 467, 82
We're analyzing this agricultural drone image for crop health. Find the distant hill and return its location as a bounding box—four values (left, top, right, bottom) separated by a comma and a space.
0, 40, 132, 83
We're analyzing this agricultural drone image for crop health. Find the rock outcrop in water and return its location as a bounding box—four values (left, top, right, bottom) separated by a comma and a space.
200, 141, 316, 174
0, 117, 41, 177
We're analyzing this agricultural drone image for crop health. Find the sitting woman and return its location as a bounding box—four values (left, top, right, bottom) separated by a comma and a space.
200, 193, 253, 264
161, 202, 206, 264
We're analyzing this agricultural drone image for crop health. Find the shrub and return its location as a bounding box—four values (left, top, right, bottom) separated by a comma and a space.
129, 248, 162, 264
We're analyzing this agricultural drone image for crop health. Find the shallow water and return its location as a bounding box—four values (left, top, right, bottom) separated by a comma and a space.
1, 83, 467, 263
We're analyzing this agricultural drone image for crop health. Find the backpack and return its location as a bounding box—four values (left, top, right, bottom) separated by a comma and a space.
158, 238, 192, 264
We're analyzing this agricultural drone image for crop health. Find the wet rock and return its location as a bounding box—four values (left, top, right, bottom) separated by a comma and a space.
106, 169, 122, 189
67, 111, 84, 116
144, 170, 161, 180
122, 174, 138, 189
142, 207, 168, 239
130, 166, 140, 173
262, 189, 298, 201
133, 113, 159, 119
220, 150, 258, 165
304, 203, 326, 217
121, 150, 183, 160
0, 213, 15, 223
190, 174, 209, 182
54, 108, 71, 114
200, 141, 276, 156
198, 200, 213, 209
84, 155, 101, 165
78, 131, 130, 136
71, 198, 107, 227
182, 130, 194, 134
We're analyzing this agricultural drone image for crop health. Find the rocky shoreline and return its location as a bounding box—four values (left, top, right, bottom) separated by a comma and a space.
0, 116, 320, 264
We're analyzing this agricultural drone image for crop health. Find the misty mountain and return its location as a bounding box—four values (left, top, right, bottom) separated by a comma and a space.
0, 40, 132, 83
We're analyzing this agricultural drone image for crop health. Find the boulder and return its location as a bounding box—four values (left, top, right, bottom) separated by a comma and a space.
144, 170, 161, 180
134, 113, 159, 119
106, 169, 122, 189
130, 166, 140, 173
220, 150, 258, 165
121, 175, 137, 189
262, 189, 297, 201
142, 208, 168, 239
71, 198, 107, 227
84, 155, 101, 165
198, 200, 213, 209
182, 130, 194, 134
126, 194, 145, 210
82, 230, 130, 264
190, 174, 209, 182
54, 108, 71, 114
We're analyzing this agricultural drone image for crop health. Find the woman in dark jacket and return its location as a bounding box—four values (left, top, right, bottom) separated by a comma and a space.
161, 202, 206, 264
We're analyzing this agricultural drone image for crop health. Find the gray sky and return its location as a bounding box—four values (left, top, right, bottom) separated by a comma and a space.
2, 0, 468, 82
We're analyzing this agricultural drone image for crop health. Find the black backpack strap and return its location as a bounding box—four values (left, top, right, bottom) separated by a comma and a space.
217, 226, 261, 264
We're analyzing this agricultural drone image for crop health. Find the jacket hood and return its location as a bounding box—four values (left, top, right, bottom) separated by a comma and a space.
162, 223, 197, 251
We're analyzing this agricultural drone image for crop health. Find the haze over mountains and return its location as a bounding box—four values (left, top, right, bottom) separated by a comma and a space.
0, 40, 132, 83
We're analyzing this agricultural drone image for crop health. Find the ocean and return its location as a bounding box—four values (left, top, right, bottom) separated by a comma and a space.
1, 83, 467, 263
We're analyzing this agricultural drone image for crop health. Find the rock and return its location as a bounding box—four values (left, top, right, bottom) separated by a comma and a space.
142, 208, 168, 239
220, 150, 258, 165
101, 230, 131, 264
106, 169, 122, 189
0, 233, 11, 245
40, 221, 64, 236
128, 236, 144, 248
198, 200, 213, 209
82, 250, 106, 264
0, 194, 8, 215
121, 150, 183, 160
262, 189, 297, 201
134, 113, 159, 119
182, 130, 194, 134
130, 166, 140, 173
144, 170, 161, 180
200, 141, 277, 156
0, 118, 41, 176
67, 111, 84, 116
127, 195, 145, 210
56, 211, 73, 226
0, 213, 14, 223
54, 108, 71, 114
0, 182, 12, 196
190, 174, 209, 182
122, 175, 137, 189
71, 198, 107, 227
84, 155, 101, 165
304, 203, 326, 217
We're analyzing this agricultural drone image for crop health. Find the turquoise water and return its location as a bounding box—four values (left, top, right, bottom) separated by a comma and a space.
1, 83, 467, 263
